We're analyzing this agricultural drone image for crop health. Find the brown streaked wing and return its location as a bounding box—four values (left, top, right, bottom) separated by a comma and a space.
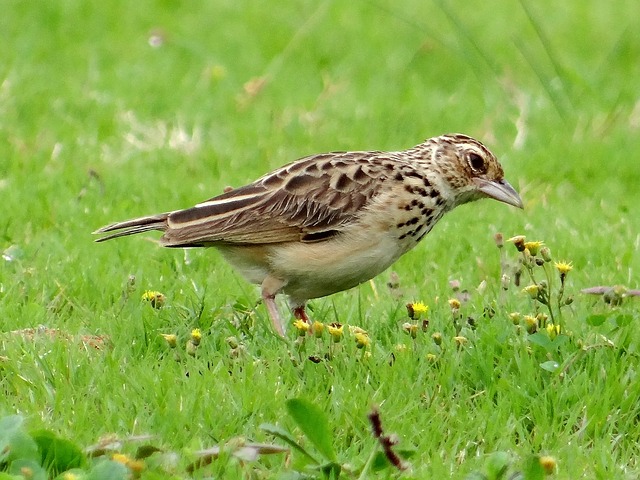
161, 151, 389, 246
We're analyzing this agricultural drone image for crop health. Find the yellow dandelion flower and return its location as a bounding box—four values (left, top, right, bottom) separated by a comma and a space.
190, 328, 202, 346
293, 319, 310, 336
142, 290, 165, 309
546, 323, 561, 339
523, 284, 539, 299
161, 333, 178, 348
327, 323, 343, 343
426, 353, 438, 362
111, 453, 145, 473
354, 332, 370, 349
312, 321, 324, 338
523, 241, 544, 256
509, 312, 521, 325
448, 298, 461, 310
127, 459, 146, 473
554, 261, 573, 275
395, 343, 408, 352
407, 302, 429, 319
112, 453, 131, 465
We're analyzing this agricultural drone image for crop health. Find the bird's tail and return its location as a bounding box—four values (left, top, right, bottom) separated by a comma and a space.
93, 213, 170, 242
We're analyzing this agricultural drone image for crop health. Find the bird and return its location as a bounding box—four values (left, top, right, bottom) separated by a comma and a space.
94, 133, 523, 336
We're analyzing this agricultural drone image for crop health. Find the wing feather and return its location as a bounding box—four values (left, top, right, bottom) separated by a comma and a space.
161, 151, 391, 246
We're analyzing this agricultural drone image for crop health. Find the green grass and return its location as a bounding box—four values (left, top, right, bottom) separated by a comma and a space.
1, 0, 640, 478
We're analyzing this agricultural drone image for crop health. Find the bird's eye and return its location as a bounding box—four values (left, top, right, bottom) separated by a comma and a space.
467, 152, 486, 173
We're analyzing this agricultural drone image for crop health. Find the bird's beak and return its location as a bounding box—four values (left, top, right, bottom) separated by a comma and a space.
474, 178, 524, 209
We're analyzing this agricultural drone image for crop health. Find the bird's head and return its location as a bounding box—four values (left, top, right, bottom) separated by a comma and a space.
428, 133, 524, 209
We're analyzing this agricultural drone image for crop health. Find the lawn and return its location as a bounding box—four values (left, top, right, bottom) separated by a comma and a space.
1, 1, 640, 478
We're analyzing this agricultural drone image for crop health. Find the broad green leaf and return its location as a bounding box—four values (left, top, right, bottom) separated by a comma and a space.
285, 398, 336, 462
586, 314, 607, 327
32, 430, 86, 474
8, 459, 47, 480
527, 333, 552, 351
540, 360, 560, 372
0, 415, 39, 464
550, 334, 570, 350
86, 460, 129, 480
0, 415, 24, 434
614, 314, 633, 327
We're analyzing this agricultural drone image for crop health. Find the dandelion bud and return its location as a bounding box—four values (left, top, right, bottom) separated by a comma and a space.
509, 312, 521, 324
539, 456, 557, 475
426, 353, 438, 362
494, 232, 504, 248
508, 235, 526, 252
431, 332, 442, 346
564, 295, 574, 306
161, 333, 178, 348
536, 312, 548, 328
514, 268, 522, 287
540, 247, 552, 262
186, 340, 198, 356
402, 322, 418, 339
226, 336, 239, 349
354, 332, 370, 349
535, 258, 545, 266
523, 315, 537, 333
501, 274, 511, 290
454, 336, 468, 348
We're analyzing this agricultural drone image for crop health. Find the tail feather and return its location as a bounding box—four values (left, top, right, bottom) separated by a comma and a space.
93, 213, 170, 242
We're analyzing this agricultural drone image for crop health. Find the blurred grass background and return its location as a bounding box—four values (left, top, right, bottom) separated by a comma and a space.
1, 0, 639, 477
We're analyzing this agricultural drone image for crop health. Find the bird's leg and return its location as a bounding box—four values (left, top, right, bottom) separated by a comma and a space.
261, 275, 287, 337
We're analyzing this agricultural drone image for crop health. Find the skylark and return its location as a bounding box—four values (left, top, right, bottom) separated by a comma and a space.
95, 134, 523, 336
